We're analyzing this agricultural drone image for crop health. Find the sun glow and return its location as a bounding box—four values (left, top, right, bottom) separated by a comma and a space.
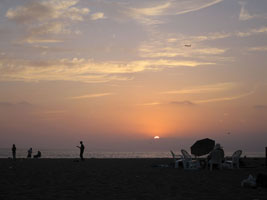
154, 136, 160, 139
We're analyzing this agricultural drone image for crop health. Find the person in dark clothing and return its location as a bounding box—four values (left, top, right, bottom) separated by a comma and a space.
12, 144, 16, 160
27, 148, 32, 158
77, 141, 85, 161
207, 143, 225, 162
33, 150, 41, 158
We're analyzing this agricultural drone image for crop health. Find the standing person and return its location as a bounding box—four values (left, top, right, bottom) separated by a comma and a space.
12, 144, 16, 160
27, 148, 32, 158
76, 141, 85, 161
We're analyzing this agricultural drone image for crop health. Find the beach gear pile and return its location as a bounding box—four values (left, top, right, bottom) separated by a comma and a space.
241, 174, 257, 188
241, 173, 267, 188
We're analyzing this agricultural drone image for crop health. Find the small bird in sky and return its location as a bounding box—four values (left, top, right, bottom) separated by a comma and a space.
184, 44, 191, 47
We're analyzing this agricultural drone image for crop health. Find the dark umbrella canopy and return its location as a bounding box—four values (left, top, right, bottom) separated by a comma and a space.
190, 138, 215, 156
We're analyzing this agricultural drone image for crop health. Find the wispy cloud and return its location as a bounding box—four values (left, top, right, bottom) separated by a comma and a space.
138, 100, 196, 107
239, 1, 254, 21
6, 0, 90, 44
163, 82, 236, 95
137, 102, 162, 106
42, 110, 67, 114
238, 1, 267, 21
169, 101, 195, 106
91, 12, 105, 20
253, 105, 267, 110
236, 26, 267, 37
131, 2, 171, 16
174, 0, 223, 15
195, 90, 254, 103
128, 0, 223, 24
248, 46, 267, 52
0, 55, 213, 83
69, 93, 114, 100
0, 101, 33, 108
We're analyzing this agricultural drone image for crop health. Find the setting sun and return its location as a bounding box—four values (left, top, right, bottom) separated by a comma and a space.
0, 0, 266, 154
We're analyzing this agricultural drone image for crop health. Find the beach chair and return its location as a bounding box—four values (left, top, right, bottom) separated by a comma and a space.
208, 149, 224, 171
170, 150, 183, 168
225, 150, 242, 169
181, 149, 200, 169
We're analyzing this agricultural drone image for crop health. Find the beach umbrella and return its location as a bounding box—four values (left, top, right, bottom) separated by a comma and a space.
190, 138, 215, 156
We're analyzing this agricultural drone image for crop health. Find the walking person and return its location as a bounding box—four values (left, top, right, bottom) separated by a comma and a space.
12, 144, 16, 160
27, 148, 32, 158
76, 141, 85, 161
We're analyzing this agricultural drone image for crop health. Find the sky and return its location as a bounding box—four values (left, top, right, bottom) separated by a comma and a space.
0, 0, 266, 152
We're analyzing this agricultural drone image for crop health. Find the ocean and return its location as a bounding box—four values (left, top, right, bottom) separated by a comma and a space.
0, 148, 265, 158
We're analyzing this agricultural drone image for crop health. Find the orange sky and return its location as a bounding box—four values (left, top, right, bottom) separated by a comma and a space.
0, 0, 266, 151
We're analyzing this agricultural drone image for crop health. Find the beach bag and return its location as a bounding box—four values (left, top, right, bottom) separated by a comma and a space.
241, 174, 256, 188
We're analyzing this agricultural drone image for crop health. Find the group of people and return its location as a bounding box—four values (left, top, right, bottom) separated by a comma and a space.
11, 144, 42, 159
27, 148, 42, 159
11, 141, 85, 161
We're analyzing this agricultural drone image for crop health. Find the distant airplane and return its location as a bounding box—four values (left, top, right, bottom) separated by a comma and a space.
184, 44, 191, 47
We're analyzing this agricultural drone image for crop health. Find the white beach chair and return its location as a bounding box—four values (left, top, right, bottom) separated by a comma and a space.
170, 150, 183, 168
225, 150, 242, 169
208, 149, 224, 171
181, 149, 200, 169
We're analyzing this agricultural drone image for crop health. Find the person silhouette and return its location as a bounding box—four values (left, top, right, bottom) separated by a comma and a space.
12, 144, 16, 160
34, 150, 41, 158
76, 141, 85, 161
27, 148, 32, 158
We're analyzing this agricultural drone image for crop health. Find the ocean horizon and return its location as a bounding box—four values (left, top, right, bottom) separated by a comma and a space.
0, 148, 265, 159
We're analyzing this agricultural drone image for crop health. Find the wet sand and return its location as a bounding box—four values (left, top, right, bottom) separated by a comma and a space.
0, 158, 266, 200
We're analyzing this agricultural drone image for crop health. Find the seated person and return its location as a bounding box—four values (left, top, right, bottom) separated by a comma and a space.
33, 150, 42, 158
207, 143, 225, 169
208, 143, 225, 161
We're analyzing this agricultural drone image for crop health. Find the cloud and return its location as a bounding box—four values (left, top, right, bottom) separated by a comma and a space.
170, 101, 195, 106
253, 105, 267, 110
236, 26, 267, 37
238, 1, 253, 21
6, 0, 90, 44
238, 1, 267, 21
6, 0, 89, 23
131, 2, 171, 17
173, 0, 223, 15
128, 0, 223, 24
42, 110, 67, 114
0, 102, 13, 107
137, 102, 162, 106
0, 101, 34, 108
69, 93, 114, 100
248, 46, 267, 52
139, 42, 227, 58
138, 100, 196, 107
0, 56, 213, 83
195, 90, 254, 103
91, 12, 105, 20
138, 23, 267, 62
6, 1, 54, 24
137, 29, 230, 64
163, 82, 236, 95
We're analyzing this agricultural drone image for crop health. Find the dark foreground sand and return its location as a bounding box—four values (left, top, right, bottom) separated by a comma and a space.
0, 158, 266, 200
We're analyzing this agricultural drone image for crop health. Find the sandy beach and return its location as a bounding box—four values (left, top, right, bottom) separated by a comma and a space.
0, 158, 266, 200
